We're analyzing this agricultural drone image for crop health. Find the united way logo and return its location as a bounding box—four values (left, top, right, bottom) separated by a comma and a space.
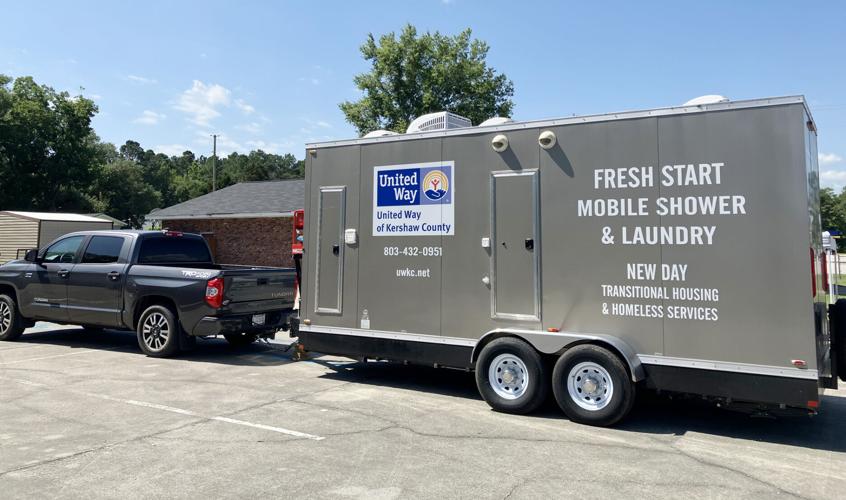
423, 170, 449, 201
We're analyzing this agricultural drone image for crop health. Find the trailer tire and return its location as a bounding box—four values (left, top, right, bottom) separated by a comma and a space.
833, 299, 846, 381
552, 344, 635, 427
475, 338, 549, 415
0, 294, 25, 341
136, 305, 181, 358
224, 332, 257, 348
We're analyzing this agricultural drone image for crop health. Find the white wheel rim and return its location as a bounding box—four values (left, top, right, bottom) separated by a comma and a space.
567, 361, 614, 411
488, 353, 530, 400
0, 301, 11, 334
142, 312, 170, 352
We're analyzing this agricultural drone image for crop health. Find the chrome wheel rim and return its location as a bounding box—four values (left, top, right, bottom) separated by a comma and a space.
141, 312, 170, 352
0, 301, 11, 334
567, 361, 614, 411
488, 353, 529, 400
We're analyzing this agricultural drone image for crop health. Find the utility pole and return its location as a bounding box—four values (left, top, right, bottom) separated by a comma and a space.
211, 134, 218, 191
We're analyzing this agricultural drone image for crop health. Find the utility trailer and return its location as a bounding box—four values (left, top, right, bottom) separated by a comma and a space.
292, 97, 842, 426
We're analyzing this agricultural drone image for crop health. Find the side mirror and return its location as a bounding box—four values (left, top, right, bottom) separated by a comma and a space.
24, 249, 39, 264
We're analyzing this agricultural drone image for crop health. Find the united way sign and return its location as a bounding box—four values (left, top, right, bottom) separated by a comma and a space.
372, 161, 455, 236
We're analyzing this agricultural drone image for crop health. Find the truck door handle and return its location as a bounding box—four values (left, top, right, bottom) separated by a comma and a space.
524, 238, 534, 251
108, 271, 121, 281
332, 244, 340, 256
57, 269, 70, 279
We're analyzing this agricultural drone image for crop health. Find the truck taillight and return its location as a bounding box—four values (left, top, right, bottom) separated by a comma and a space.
810, 247, 817, 298
205, 277, 224, 308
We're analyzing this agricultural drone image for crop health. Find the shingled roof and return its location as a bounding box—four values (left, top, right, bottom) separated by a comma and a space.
149, 180, 304, 220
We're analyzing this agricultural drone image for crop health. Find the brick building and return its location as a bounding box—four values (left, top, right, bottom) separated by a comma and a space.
147, 180, 304, 268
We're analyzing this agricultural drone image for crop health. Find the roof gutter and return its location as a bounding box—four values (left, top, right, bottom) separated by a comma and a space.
149, 211, 295, 221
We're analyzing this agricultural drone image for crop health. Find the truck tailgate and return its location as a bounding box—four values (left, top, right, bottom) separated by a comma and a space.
223, 268, 296, 307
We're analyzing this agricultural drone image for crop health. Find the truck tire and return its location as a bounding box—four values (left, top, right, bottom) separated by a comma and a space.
552, 344, 635, 427
224, 332, 257, 348
0, 294, 25, 341
832, 299, 846, 382
475, 337, 549, 415
136, 305, 181, 358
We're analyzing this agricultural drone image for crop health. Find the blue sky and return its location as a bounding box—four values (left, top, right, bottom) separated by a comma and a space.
2, 1, 845, 186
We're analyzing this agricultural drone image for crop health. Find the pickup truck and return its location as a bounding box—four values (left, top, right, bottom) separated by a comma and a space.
0, 230, 296, 357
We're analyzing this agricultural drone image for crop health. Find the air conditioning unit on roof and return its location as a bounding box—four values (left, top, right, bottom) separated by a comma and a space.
406, 111, 472, 134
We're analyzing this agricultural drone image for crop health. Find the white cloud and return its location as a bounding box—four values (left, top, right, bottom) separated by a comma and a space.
174, 80, 232, 127
88, 93, 103, 101
235, 98, 255, 115
193, 131, 242, 155
237, 122, 262, 134
155, 144, 189, 156
245, 140, 295, 155
820, 152, 843, 165
133, 110, 166, 125
298, 76, 320, 86
127, 74, 158, 85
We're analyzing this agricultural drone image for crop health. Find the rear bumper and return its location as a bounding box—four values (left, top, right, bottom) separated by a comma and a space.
190, 309, 292, 337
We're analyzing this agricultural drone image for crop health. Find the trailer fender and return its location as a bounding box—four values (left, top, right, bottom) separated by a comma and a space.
472, 329, 646, 382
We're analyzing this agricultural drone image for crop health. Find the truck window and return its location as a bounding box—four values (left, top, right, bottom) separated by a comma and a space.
42, 236, 85, 264
81, 236, 125, 264
138, 237, 212, 264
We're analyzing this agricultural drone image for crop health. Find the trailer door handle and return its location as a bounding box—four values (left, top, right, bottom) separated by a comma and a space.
332, 244, 340, 256
524, 238, 534, 251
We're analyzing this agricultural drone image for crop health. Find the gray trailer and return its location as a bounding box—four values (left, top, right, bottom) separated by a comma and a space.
293, 97, 841, 426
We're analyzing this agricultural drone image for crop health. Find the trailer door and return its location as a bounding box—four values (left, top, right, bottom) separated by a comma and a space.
491, 170, 541, 321
314, 186, 346, 314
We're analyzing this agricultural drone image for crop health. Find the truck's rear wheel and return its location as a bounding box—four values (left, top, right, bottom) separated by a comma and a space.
0, 294, 25, 341
552, 344, 635, 426
475, 338, 548, 415
137, 305, 180, 357
224, 332, 257, 347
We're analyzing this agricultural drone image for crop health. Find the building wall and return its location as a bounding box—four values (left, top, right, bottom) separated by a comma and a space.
163, 217, 294, 268
39, 220, 113, 247
0, 214, 38, 264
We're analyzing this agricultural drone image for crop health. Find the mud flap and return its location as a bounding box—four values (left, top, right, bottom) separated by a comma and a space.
829, 299, 846, 382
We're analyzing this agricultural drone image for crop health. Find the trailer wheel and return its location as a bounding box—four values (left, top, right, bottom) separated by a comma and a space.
224, 332, 257, 348
136, 305, 181, 357
0, 294, 25, 341
552, 344, 635, 426
475, 338, 549, 415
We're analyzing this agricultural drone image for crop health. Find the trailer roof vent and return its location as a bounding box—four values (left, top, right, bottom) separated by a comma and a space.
683, 95, 730, 106
363, 129, 400, 138
478, 116, 514, 127
406, 111, 472, 134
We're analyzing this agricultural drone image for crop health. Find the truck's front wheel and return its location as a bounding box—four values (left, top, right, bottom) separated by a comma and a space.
0, 294, 25, 341
475, 338, 549, 414
137, 305, 181, 357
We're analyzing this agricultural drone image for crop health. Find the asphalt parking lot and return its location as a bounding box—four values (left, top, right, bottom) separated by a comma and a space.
1, 323, 845, 499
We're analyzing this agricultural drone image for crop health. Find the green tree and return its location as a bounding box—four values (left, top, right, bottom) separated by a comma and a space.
0, 75, 100, 211
89, 159, 161, 228
340, 24, 515, 135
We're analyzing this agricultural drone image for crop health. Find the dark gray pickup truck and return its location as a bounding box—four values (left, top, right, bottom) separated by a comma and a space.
0, 230, 295, 356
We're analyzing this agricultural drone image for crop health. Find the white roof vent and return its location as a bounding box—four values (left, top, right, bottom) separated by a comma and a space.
478, 116, 514, 127
363, 129, 400, 138
406, 111, 472, 134
683, 95, 729, 106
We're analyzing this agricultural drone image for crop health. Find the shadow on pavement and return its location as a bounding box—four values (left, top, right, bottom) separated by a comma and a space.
13, 325, 846, 453
13, 325, 298, 367
315, 358, 846, 453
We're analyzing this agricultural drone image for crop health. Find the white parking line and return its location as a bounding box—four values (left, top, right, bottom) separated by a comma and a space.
4, 377, 323, 441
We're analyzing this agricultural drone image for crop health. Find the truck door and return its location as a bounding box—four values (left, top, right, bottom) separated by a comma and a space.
19, 235, 86, 322
314, 186, 346, 314
65, 235, 128, 327
491, 170, 541, 321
